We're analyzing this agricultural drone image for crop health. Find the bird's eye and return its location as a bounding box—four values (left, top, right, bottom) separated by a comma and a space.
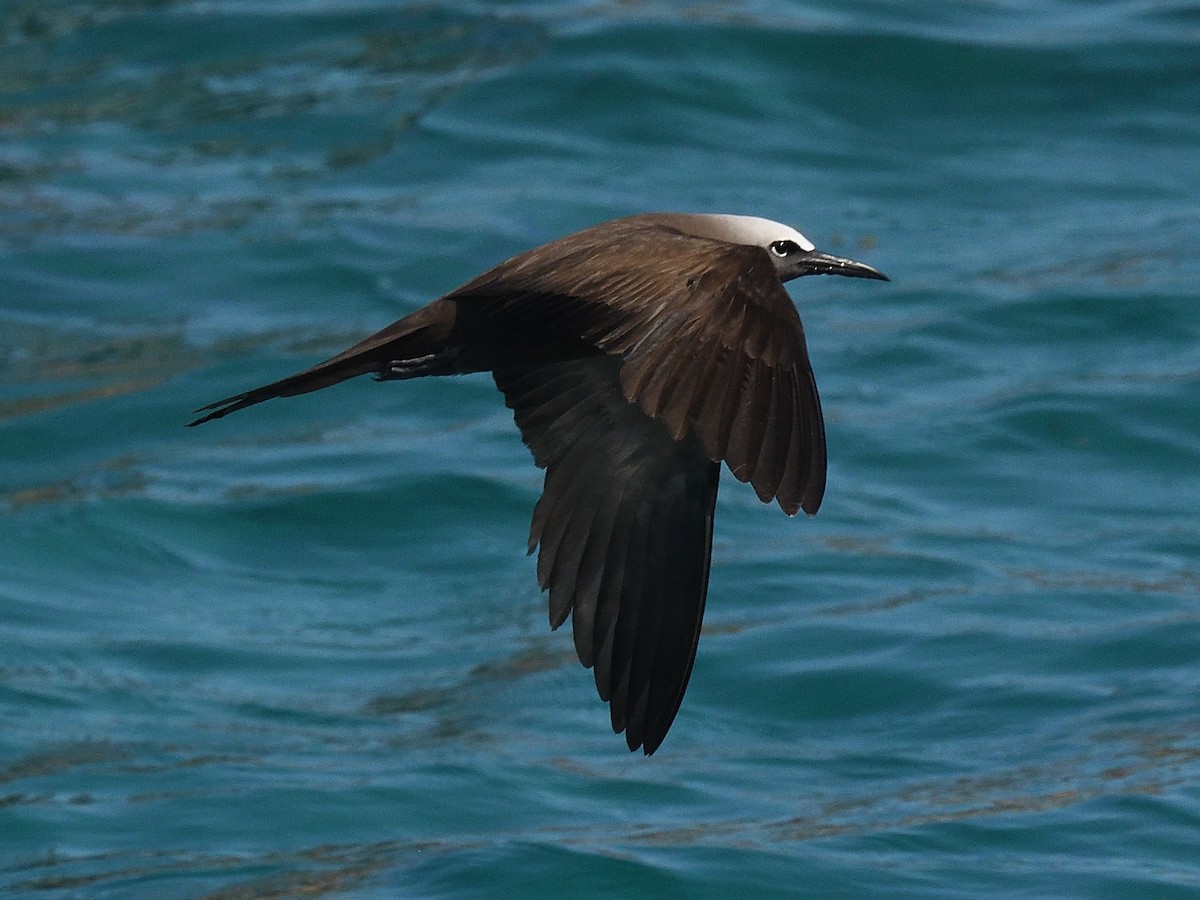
770, 240, 800, 257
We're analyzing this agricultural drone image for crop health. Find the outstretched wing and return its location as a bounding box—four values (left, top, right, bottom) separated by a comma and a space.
494, 355, 720, 755
459, 217, 825, 516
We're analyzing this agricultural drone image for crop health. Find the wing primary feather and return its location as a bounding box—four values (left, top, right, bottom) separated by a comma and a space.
543, 449, 611, 630
570, 439, 643, 668
659, 340, 717, 443
799, 370, 827, 515
620, 481, 675, 750
641, 464, 717, 754
742, 361, 776, 503
752, 369, 785, 502
604, 485, 655, 741
568, 473, 626, 668
725, 359, 762, 484
770, 373, 802, 515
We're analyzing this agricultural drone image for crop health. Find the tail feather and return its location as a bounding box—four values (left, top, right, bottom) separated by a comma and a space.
189, 303, 456, 427
188, 356, 377, 426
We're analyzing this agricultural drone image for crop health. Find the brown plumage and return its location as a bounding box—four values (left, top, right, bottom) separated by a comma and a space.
190, 212, 888, 754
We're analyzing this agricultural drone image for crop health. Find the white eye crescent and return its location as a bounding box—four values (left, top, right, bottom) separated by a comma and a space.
770, 240, 801, 258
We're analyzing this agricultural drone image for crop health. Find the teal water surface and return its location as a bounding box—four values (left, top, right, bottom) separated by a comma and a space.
2, 1, 1200, 897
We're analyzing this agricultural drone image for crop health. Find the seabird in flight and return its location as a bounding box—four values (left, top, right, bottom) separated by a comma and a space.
189, 213, 888, 754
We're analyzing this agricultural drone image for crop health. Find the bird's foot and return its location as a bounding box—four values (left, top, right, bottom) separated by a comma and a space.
374, 346, 463, 381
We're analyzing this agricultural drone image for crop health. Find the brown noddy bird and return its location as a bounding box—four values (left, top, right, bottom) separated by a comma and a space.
189, 213, 888, 754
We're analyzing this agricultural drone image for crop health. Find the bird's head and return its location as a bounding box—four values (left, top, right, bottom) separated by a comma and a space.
673, 213, 889, 284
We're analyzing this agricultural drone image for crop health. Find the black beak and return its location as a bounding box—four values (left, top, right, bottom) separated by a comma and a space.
795, 249, 889, 281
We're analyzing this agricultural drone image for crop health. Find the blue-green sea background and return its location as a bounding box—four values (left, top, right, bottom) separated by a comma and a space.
2, 1, 1199, 896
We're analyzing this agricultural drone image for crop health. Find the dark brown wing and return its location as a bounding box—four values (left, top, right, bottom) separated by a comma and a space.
494, 355, 719, 755
456, 217, 825, 516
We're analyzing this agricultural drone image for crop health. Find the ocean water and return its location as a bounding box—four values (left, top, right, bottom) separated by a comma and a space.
2, 0, 1199, 896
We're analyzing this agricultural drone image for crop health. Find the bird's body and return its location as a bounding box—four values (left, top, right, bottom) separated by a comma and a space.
190, 212, 887, 754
